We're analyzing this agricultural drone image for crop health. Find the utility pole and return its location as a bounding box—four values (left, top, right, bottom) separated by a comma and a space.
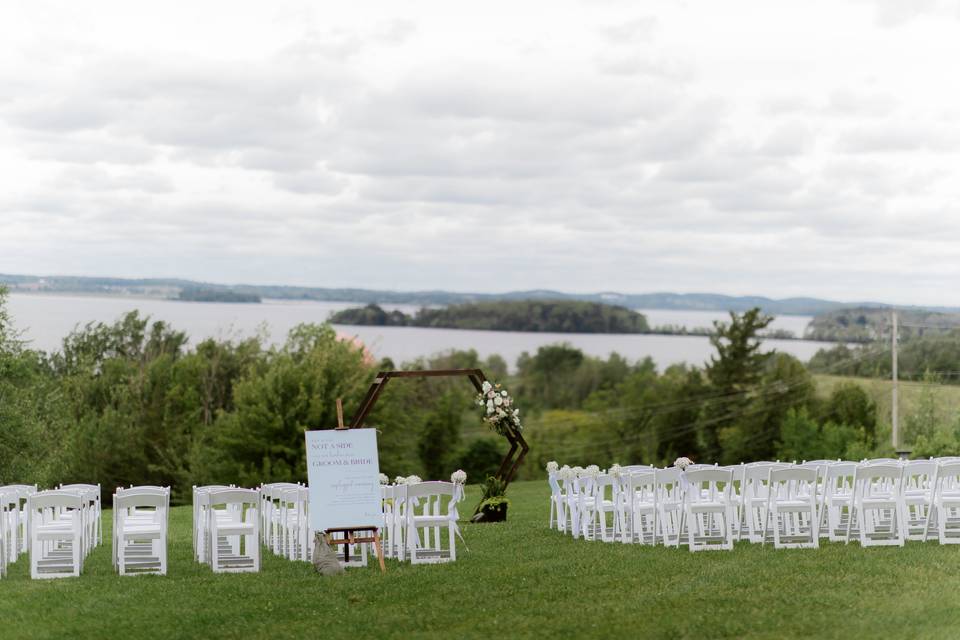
892, 310, 899, 452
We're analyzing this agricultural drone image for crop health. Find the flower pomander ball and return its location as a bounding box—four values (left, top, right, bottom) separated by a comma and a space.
584, 464, 600, 478
673, 457, 693, 471
450, 469, 467, 485
405, 475, 423, 485
559, 465, 574, 481
571, 466, 585, 478
476, 380, 522, 436
546, 461, 559, 474
608, 463, 623, 478
394, 476, 407, 485
379, 473, 390, 485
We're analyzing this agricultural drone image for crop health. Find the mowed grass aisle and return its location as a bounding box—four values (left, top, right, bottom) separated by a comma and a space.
3, 480, 960, 639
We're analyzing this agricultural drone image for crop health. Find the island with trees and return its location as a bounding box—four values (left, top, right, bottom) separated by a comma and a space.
330, 300, 651, 333
178, 288, 261, 303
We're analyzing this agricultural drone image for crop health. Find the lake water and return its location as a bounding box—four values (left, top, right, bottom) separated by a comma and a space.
5, 293, 829, 370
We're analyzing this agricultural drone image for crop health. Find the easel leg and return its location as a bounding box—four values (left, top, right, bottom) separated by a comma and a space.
373, 532, 386, 573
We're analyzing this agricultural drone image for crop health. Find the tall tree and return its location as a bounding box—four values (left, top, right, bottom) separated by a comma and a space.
703, 308, 774, 459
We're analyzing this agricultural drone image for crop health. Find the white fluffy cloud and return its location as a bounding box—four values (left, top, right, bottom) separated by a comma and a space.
2, 0, 960, 304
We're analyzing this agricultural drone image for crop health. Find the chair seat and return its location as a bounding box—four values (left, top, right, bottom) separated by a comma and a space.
214, 523, 256, 536
121, 524, 161, 538
689, 502, 729, 512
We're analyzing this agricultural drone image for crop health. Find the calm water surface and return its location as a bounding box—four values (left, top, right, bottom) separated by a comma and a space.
7, 293, 825, 369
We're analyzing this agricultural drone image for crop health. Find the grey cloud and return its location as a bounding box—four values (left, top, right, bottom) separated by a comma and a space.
838, 122, 960, 152
598, 17, 658, 43
272, 168, 346, 195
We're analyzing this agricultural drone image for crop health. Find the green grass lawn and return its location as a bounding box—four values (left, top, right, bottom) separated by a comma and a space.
3, 480, 960, 639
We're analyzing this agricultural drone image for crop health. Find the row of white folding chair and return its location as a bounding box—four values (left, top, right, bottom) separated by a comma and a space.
27, 489, 93, 579
194, 487, 260, 573
193, 485, 239, 564
113, 486, 170, 575
0, 485, 38, 574
258, 482, 302, 556
559, 466, 811, 551
58, 484, 102, 553
274, 486, 311, 563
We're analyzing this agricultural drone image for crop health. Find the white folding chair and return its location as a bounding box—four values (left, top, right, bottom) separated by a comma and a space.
821, 463, 857, 541
900, 460, 936, 541
928, 461, 960, 544
620, 471, 656, 544
59, 484, 101, 551
740, 463, 789, 543
575, 473, 599, 541
562, 468, 582, 537
548, 471, 567, 531
654, 467, 685, 547
846, 464, 905, 547
114, 488, 169, 575
680, 468, 735, 552
28, 490, 85, 579
591, 474, 619, 542
764, 467, 819, 549
405, 481, 461, 564
206, 488, 260, 573
193, 485, 232, 563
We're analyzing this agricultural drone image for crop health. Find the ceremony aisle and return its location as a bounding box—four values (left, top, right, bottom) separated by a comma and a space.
1, 480, 958, 639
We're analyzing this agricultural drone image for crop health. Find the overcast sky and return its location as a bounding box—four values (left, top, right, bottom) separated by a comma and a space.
2, 0, 960, 304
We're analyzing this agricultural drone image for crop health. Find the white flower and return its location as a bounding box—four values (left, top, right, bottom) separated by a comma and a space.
501, 390, 508, 397
585, 464, 600, 478
482, 381, 492, 393
608, 463, 622, 478
571, 466, 585, 477
451, 469, 467, 484
494, 396, 503, 406
406, 475, 423, 485
559, 465, 574, 480
674, 457, 693, 471
379, 473, 389, 485
546, 461, 559, 473
394, 476, 407, 485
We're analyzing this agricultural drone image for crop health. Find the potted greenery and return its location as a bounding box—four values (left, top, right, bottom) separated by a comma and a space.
473, 476, 509, 522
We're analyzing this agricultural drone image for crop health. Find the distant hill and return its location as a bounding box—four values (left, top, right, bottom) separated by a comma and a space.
805, 307, 960, 342
3, 272, 959, 317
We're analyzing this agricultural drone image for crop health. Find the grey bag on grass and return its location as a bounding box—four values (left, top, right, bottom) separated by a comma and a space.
312, 533, 345, 576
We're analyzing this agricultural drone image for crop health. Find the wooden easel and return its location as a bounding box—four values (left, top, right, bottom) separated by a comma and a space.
322, 399, 387, 574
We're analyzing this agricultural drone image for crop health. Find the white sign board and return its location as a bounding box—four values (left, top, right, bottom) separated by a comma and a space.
305, 428, 383, 532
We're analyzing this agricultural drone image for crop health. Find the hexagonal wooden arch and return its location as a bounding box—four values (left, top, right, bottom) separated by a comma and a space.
349, 368, 530, 494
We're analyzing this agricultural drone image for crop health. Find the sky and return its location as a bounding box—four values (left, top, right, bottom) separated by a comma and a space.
2, 0, 960, 304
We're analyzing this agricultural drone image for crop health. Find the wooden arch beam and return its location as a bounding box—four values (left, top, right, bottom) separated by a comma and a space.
349, 368, 530, 490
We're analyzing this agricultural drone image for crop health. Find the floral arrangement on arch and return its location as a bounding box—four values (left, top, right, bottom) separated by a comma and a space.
476, 380, 522, 436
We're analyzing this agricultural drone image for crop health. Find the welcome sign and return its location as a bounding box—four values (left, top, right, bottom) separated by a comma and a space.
305, 428, 383, 532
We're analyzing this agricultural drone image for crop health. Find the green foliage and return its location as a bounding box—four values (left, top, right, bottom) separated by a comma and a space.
821, 382, 877, 443
776, 408, 867, 462
478, 475, 509, 511
515, 344, 636, 412
457, 438, 504, 482
331, 300, 651, 333
212, 324, 374, 487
